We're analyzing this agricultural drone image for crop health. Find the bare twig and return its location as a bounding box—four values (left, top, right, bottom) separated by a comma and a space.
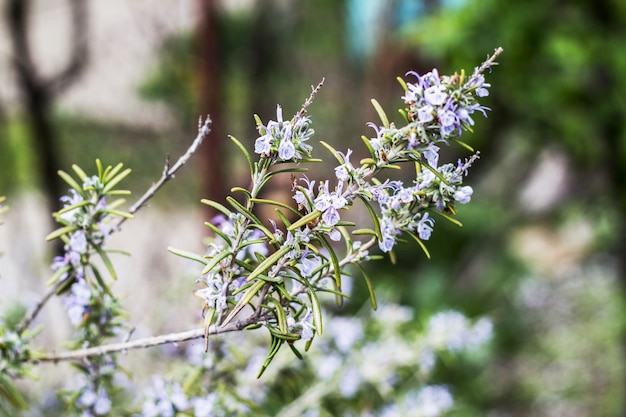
297, 78, 325, 119
32, 315, 260, 363
117, 115, 212, 227
16, 117, 211, 335
466, 47, 504, 87
16, 280, 62, 335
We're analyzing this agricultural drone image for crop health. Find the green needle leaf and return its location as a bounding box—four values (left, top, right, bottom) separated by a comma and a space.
371, 98, 390, 127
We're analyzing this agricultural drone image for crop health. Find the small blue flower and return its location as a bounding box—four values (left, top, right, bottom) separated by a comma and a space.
417, 213, 435, 240
417, 105, 435, 123
254, 135, 271, 155
65, 279, 92, 326
422, 143, 440, 168
278, 138, 296, 160
453, 186, 473, 204
424, 85, 447, 106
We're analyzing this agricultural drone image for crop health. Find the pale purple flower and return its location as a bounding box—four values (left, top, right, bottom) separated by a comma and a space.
417, 105, 435, 123
300, 311, 316, 341
422, 143, 440, 168
339, 368, 361, 398
314, 181, 347, 227
328, 228, 341, 242
334, 150, 354, 182
69, 230, 88, 255
322, 205, 340, 226
408, 129, 419, 149
191, 394, 217, 417
299, 253, 319, 277
65, 279, 92, 326
401, 82, 422, 103
408, 385, 454, 417
379, 216, 399, 253
278, 138, 296, 160
254, 135, 272, 155
141, 377, 189, 417
454, 186, 473, 204
287, 310, 316, 341
437, 108, 457, 129
78, 387, 112, 416
195, 274, 227, 312
424, 85, 447, 106
417, 213, 435, 240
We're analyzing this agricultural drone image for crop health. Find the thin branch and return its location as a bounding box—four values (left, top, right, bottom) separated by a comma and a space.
297, 78, 325, 119
16, 280, 63, 335
116, 115, 212, 227
466, 47, 504, 87
16, 118, 211, 335
32, 314, 260, 363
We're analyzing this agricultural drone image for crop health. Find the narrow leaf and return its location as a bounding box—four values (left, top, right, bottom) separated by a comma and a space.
94, 245, 118, 280
46, 265, 72, 286
200, 199, 232, 217
96, 159, 104, 179
0, 374, 28, 410
268, 297, 288, 334
354, 263, 377, 310
102, 208, 134, 219
90, 264, 113, 296
257, 335, 283, 378
201, 250, 233, 275
222, 279, 265, 326
246, 246, 292, 282
56, 200, 90, 216
266, 167, 309, 178
231, 186, 252, 198
432, 210, 464, 228
250, 198, 301, 218
203, 221, 232, 245
167, 247, 209, 265
45, 225, 79, 241
102, 168, 132, 194
57, 170, 83, 195
406, 232, 431, 259
451, 137, 475, 152
396, 75, 408, 91
229, 135, 254, 175
103, 162, 124, 183
287, 210, 321, 231
297, 274, 324, 336
318, 141, 342, 164
356, 195, 382, 240
361, 135, 377, 159
288, 342, 303, 359
71, 164, 88, 184
226, 196, 262, 225
371, 98, 389, 127
318, 236, 341, 293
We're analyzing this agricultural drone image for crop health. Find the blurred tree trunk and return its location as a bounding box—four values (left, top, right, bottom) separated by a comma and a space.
5, 0, 88, 239
197, 0, 225, 219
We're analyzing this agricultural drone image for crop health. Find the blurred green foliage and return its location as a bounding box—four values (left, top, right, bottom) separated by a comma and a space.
4, 0, 626, 415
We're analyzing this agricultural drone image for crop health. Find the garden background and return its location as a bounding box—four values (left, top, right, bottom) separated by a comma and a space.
1, 0, 625, 416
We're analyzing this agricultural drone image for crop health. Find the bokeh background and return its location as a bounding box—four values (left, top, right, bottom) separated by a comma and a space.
1, 0, 626, 416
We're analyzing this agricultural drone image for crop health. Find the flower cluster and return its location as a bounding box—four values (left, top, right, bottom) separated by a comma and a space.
47, 163, 132, 328
254, 105, 315, 161
153, 302, 491, 416
139, 376, 221, 417
172, 50, 501, 377
51, 176, 114, 286
425, 310, 493, 352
